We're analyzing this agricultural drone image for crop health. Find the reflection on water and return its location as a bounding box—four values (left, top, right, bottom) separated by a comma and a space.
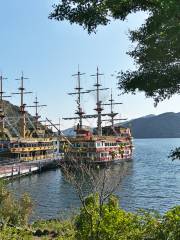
8, 139, 180, 220
8, 161, 133, 221
61, 160, 133, 200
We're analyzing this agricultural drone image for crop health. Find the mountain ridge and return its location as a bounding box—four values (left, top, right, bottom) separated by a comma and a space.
122, 112, 180, 138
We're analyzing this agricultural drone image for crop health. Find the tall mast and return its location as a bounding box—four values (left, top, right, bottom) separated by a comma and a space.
102, 89, 126, 126
27, 95, 47, 130
12, 73, 32, 138
75, 69, 84, 128
91, 67, 108, 136
0, 74, 11, 134
63, 67, 109, 136
66, 68, 89, 129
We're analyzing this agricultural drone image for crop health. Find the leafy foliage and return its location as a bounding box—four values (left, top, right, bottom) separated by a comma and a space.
32, 219, 76, 239
75, 194, 180, 240
169, 147, 180, 160
119, 0, 180, 105
75, 194, 157, 240
0, 227, 33, 240
0, 181, 32, 228
50, 0, 180, 104
49, 0, 159, 34
162, 206, 180, 239
0, 190, 180, 239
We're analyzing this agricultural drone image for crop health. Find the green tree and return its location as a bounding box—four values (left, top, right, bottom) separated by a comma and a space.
0, 181, 32, 228
75, 193, 180, 240
50, 0, 180, 104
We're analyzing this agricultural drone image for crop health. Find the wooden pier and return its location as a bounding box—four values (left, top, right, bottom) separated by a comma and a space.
0, 155, 63, 179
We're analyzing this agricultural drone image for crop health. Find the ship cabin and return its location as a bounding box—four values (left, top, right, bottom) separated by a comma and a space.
63, 134, 132, 163
9, 138, 57, 161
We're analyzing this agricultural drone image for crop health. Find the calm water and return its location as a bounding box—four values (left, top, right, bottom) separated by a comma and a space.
8, 139, 180, 220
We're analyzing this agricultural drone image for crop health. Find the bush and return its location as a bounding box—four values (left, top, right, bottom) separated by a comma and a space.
0, 226, 33, 240
75, 194, 180, 240
1, 183, 180, 240
0, 180, 32, 228
32, 219, 75, 239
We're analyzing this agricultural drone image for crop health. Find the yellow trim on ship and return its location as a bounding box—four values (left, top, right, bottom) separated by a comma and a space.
20, 154, 54, 161
10, 146, 56, 153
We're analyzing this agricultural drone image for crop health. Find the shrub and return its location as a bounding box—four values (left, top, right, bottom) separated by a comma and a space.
0, 180, 32, 228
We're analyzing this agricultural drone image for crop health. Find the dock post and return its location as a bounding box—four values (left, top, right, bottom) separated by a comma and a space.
11, 166, 13, 177
18, 165, 21, 175
38, 161, 41, 172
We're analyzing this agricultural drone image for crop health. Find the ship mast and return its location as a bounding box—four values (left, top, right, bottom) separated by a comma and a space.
64, 67, 110, 136
12, 73, 32, 138
102, 89, 125, 127
0, 74, 11, 134
90, 67, 109, 136
27, 96, 46, 131
64, 68, 89, 129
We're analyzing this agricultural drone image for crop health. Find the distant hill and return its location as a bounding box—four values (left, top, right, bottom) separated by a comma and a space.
63, 112, 180, 138
122, 112, 180, 138
1, 100, 36, 137
2, 100, 50, 137
62, 128, 75, 136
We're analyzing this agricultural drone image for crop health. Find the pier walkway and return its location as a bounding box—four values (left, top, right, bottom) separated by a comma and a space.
0, 155, 63, 179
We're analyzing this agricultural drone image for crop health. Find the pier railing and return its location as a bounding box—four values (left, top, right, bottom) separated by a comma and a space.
0, 154, 63, 179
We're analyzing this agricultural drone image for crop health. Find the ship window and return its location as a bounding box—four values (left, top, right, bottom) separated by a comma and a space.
97, 142, 101, 147
89, 142, 94, 147
101, 153, 106, 157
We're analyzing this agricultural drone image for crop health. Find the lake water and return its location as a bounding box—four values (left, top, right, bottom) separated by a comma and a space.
8, 139, 180, 220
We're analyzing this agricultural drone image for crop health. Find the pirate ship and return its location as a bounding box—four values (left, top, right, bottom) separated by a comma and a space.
0, 73, 57, 163
61, 68, 133, 164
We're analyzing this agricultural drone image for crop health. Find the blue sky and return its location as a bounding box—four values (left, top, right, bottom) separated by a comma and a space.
0, 0, 179, 129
